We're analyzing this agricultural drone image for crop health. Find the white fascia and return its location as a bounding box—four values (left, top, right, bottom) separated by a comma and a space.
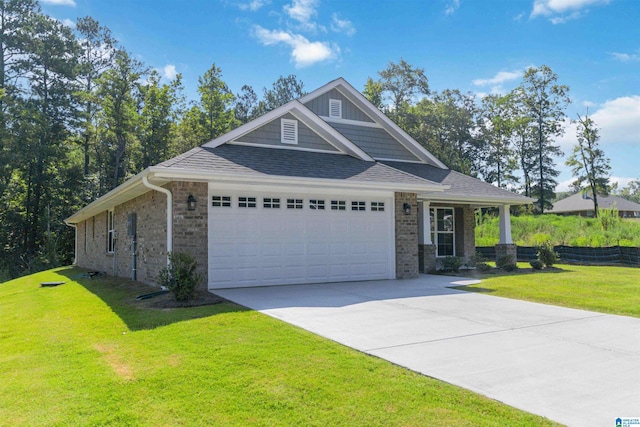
299, 78, 448, 169
417, 194, 535, 207
203, 99, 374, 162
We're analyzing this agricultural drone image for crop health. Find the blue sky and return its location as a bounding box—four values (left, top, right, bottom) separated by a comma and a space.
42, 0, 639, 191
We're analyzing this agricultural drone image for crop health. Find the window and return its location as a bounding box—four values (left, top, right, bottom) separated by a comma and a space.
329, 98, 342, 118
281, 118, 298, 144
351, 201, 366, 211
107, 210, 115, 254
331, 200, 346, 211
309, 199, 325, 210
212, 196, 231, 207
287, 198, 303, 209
238, 197, 256, 208
371, 202, 385, 212
430, 208, 455, 257
263, 197, 280, 208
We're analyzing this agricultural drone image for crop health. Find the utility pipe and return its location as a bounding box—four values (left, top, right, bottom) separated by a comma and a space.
142, 175, 173, 265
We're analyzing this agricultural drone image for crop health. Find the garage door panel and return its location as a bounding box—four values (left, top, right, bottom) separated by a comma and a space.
209, 189, 394, 288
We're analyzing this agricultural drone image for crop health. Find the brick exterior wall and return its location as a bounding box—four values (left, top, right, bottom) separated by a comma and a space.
495, 243, 517, 262
75, 181, 209, 289
419, 244, 437, 273
394, 192, 419, 279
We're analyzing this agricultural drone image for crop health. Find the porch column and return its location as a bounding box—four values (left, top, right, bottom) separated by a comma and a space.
418, 201, 436, 273
498, 204, 512, 244
418, 201, 432, 244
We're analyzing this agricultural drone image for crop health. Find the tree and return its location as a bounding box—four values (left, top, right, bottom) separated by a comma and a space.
478, 93, 519, 188
258, 74, 305, 115
377, 59, 429, 126
74, 16, 116, 176
363, 77, 383, 109
519, 65, 570, 213
566, 113, 611, 217
234, 84, 258, 124
95, 49, 144, 191
137, 69, 183, 169
197, 63, 236, 140
616, 180, 640, 204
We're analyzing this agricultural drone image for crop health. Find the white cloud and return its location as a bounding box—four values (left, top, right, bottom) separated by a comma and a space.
610, 51, 640, 62
531, 0, 610, 23
444, 0, 460, 15
283, 0, 322, 32
472, 69, 523, 95
591, 96, 640, 146
163, 64, 178, 80
330, 13, 355, 36
237, 0, 270, 11
40, 0, 76, 5
253, 25, 337, 67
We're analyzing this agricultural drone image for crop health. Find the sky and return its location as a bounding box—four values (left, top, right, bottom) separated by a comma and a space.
41, 0, 639, 192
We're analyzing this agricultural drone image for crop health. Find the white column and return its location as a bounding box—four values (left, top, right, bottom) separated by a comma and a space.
498, 204, 513, 244
419, 201, 432, 245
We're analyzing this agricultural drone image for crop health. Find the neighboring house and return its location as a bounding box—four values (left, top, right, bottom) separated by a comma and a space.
65, 78, 532, 290
549, 192, 640, 218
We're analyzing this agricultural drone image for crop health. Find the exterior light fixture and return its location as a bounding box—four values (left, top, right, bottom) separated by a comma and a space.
187, 194, 197, 211
403, 203, 411, 215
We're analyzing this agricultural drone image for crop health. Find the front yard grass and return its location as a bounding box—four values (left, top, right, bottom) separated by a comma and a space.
0, 267, 559, 426
459, 264, 640, 318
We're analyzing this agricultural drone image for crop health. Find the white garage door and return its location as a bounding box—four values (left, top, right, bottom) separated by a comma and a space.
208, 188, 395, 288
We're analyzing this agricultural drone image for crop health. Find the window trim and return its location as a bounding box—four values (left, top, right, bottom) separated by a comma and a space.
287, 198, 303, 209
430, 207, 455, 258
107, 209, 115, 254
280, 118, 298, 145
263, 197, 281, 209
238, 196, 257, 208
331, 200, 346, 211
371, 201, 385, 212
212, 195, 232, 207
309, 199, 325, 210
351, 201, 366, 211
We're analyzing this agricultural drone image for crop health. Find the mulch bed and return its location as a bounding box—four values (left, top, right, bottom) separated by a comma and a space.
137, 289, 228, 309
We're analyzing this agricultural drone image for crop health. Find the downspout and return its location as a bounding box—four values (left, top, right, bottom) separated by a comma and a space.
142, 175, 172, 265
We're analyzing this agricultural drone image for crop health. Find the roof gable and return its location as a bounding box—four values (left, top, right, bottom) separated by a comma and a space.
203, 100, 373, 162
299, 78, 447, 168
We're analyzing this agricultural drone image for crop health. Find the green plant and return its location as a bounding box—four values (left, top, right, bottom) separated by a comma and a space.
441, 256, 462, 273
536, 242, 558, 267
496, 254, 516, 270
530, 259, 544, 270
476, 262, 492, 273
157, 252, 203, 301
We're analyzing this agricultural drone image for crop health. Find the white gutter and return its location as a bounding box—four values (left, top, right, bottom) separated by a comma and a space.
142, 175, 172, 264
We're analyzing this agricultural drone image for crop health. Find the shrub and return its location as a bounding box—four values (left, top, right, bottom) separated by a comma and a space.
475, 262, 492, 273
530, 259, 544, 270
501, 262, 518, 272
441, 256, 462, 273
496, 254, 515, 269
157, 252, 203, 301
536, 242, 558, 267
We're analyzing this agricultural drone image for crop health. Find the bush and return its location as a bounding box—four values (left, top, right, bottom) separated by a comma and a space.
536, 242, 558, 267
530, 259, 544, 270
441, 256, 462, 273
475, 262, 492, 273
157, 252, 203, 301
501, 262, 518, 272
495, 254, 514, 269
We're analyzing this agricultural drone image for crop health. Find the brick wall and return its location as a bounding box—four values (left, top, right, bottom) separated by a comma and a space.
394, 192, 419, 279
75, 181, 209, 288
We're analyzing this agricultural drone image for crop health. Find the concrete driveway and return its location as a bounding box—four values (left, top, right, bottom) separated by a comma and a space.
214, 276, 640, 427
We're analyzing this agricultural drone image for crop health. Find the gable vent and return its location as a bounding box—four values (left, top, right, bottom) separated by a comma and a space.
329, 98, 342, 118
281, 118, 298, 144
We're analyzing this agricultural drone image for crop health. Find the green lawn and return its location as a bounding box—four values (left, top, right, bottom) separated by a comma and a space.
459, 264, 640, 318
0, 267, 559, 426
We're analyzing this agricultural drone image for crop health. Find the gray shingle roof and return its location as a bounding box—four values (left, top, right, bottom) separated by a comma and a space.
549, 192, 640, 213
157, 144, 433, 186
382, 161, 531, 204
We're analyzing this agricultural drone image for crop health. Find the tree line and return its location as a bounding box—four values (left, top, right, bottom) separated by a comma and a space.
1, 1, 637, 279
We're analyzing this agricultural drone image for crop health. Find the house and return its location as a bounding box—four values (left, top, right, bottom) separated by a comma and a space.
549, 192, 640, 218
65, 78, 532, 290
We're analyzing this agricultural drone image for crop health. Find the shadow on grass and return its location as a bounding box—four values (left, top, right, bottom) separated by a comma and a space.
57, 267, 247, 332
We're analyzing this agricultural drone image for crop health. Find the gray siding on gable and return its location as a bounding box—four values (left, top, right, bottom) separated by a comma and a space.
236, 113, 339, 152
329, 122, 420, 161
304, 89, 374, 123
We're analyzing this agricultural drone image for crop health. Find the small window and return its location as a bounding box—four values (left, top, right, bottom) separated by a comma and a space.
309, 199, 325, 210
287, 198, 303, 209
351, 201, 366, 211
263, 197, 280, 208
371, 202, 385, 212
212, 196, 231, 207
331, 200, 346, 211
281, 118, 298, 144
107, 210, 115, 253
329, 98, 342, 118
238, 197, 256, 208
